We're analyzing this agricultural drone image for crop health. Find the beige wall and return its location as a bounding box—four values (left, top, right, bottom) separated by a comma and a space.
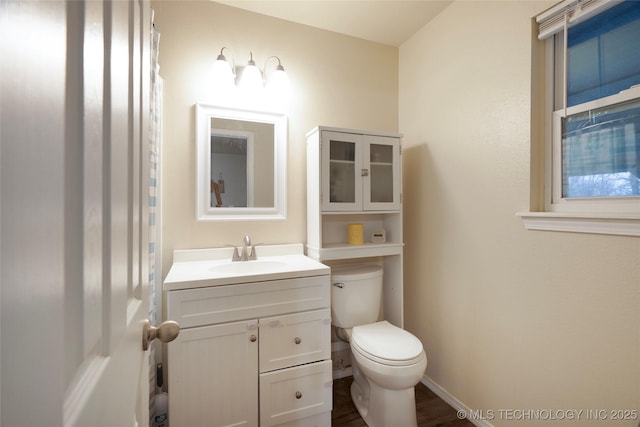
400, 2, 640, 425
152, 0, 398, 275
155, 0, 639, 424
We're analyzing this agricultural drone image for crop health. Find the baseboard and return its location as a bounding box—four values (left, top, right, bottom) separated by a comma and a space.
420, 376, 495, 427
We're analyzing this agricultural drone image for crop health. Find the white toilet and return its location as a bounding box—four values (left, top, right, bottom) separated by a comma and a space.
331, 264, 427, 427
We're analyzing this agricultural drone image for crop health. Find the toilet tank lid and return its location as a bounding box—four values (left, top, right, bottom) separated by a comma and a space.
331, 264, 382, 281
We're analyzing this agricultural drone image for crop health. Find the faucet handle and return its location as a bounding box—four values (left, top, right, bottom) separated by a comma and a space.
226, 245, 242, 261
243, 235, 252, 247
248, 243, 262, 261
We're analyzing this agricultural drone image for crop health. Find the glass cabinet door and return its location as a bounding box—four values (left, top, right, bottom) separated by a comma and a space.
363, 135, 400, 210
320, 131, 400, 212
321, 131, 362, 211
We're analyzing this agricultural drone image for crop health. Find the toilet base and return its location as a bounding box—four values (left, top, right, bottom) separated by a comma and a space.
349, 361, 418, 427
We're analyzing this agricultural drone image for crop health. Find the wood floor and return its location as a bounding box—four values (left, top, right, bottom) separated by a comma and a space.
331, 377, 475, 427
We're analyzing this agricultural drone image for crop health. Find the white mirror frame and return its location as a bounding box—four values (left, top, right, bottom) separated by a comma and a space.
195, 103, 287, 221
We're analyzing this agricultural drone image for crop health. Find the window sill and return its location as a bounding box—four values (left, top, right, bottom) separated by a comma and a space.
516, 212, 640, 237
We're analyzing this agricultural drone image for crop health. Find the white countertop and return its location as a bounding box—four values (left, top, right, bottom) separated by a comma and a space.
163, 243, 330, 291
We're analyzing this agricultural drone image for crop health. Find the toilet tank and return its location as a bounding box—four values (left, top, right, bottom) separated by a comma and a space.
331, 264, 383, 328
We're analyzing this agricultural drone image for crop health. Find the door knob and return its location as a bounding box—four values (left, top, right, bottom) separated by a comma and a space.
142, 319, 180, 351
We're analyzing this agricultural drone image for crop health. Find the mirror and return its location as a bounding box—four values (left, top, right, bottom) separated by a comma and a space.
196, 103, 287, 220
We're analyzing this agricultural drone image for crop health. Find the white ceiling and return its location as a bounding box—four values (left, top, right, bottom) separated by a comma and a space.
214, 1, 453, 46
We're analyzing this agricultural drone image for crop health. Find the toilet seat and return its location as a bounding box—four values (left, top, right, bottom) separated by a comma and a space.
351, 321, 425, 366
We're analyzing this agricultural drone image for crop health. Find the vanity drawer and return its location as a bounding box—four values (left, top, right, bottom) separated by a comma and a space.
259, 309, 331, 373
259, 360, 332, 427
166, 275, 330, 328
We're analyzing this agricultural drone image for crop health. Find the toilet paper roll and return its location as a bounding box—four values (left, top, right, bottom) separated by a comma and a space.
347, 223, 364, 245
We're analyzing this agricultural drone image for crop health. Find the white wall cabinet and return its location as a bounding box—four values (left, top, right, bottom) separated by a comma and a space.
166, 273, 332, 426
306, 126, 404, 328
319, 130, 401, 212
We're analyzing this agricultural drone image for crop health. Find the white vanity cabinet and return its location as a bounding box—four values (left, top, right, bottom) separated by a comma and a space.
164, 246, 332, 427
306, 127, 404, 328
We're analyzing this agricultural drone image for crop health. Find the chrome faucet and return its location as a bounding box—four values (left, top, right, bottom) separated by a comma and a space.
241, 235, 251, 261
243, 235, 258, 261
231, 235, 257, 262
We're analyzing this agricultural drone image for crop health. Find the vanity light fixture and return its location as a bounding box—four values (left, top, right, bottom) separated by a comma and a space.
264, 55, 291, 100
212, 47, 291, 98
211, 47, 235, 91
238, 52, 263, 91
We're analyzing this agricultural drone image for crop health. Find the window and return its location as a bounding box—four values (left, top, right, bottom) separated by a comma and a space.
521, 0, 640, 236
560, 98, 639, 199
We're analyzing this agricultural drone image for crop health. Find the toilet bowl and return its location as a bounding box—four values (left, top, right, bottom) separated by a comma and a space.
331, 265, 427, 427
345, 321, 427, 427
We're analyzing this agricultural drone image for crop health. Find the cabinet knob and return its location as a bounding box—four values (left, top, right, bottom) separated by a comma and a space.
361, 169, 369, 177
294, 337, 301, 344
250, 334, 257, 342
295, 391, 302, 399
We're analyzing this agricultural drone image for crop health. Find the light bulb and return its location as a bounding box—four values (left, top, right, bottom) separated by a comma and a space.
265, 59, 291, 111
239, 52, 263, 92
266, 66, 291, 100
212, 49, 234, 92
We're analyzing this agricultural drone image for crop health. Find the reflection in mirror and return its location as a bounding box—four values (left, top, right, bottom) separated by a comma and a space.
210, 119, 275, 208
196, 103, 287, 221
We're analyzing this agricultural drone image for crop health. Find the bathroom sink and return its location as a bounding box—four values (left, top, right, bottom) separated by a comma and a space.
163, 243, 330, 291
209, 260, 288, 275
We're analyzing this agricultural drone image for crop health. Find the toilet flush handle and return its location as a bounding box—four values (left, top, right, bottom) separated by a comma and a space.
333, 282, 344, 288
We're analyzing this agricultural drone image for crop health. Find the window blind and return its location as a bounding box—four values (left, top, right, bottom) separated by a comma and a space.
566, 1, 640, 106
536, 0, 623, 39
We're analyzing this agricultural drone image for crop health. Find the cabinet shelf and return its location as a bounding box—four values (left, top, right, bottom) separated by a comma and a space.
320, 210, 400, 215
307, 242, 403, 261
330, 161, 393, 167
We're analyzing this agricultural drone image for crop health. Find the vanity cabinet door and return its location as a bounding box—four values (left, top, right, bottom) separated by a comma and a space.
168, 320, 259, 427
259, 308, 332, 373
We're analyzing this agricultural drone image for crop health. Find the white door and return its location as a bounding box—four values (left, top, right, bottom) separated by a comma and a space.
1, 1, 154, 426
